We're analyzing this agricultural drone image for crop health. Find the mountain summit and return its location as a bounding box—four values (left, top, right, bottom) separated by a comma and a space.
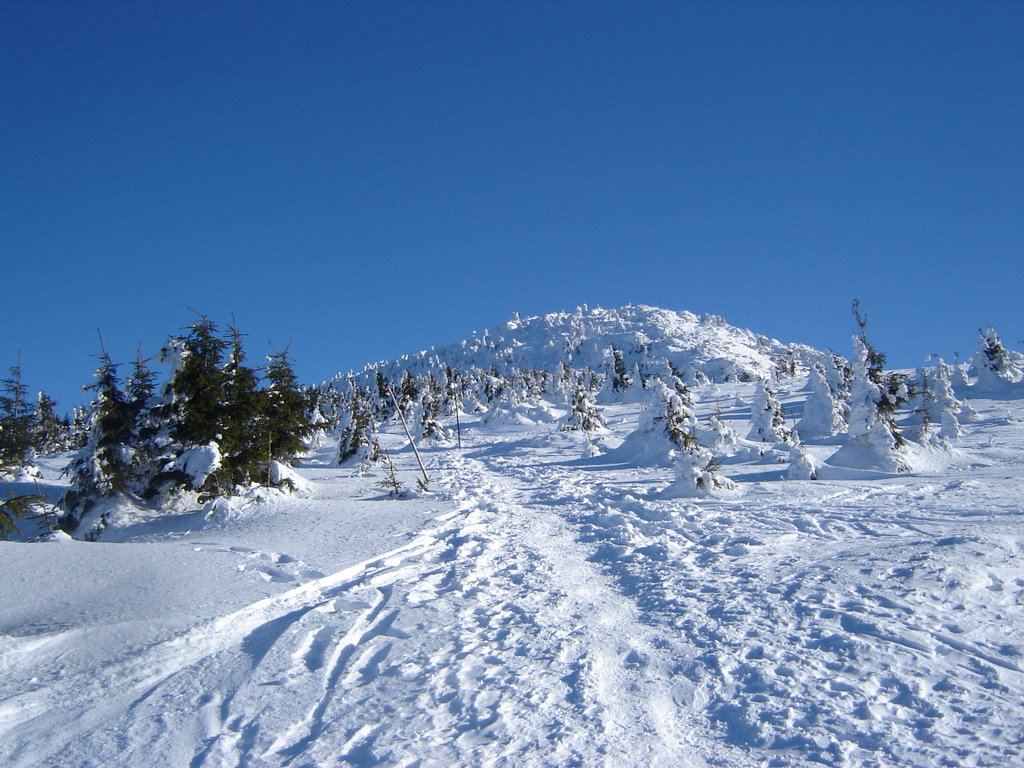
339, 304, 826, 388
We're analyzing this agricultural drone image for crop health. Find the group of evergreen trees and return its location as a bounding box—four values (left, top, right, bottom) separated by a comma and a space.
62, 317, 314, 534
6, 303, 1022, 537
0, 360, 77, 539
0, 360, 74, 477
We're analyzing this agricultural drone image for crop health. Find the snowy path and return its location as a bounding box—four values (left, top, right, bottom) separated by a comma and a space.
470, 431, 1024, 767
1, 448, 719, 767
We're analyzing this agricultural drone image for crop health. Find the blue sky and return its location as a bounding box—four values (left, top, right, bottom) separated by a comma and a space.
2, 1, 1022, 409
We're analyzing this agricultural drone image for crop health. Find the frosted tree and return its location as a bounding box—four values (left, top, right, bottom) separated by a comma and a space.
418, 374, 448, 442
841, 304, 911, 471
824, 353, 852, 412
970, 326, 1023, 390
33, 391, 69, 455
950, 352, 971, 393
665, 443, 736, 498
786, 443, 821, 480
633, 380, 734, 496
338, 382, 377, 464
747, 380, 792, 443
698, 411, 737, 452
609, 346, 633, 394
797, 363, 845, 439
659, 380, 700, 448
563, 373, 603, 433
61, 349, 134, 533
923, 357, 963, 441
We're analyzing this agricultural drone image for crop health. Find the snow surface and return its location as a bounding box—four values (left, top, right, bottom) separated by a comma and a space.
2, 375, 1024, 767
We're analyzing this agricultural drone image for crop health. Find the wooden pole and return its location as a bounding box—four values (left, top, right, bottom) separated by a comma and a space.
387, 384, 430, 491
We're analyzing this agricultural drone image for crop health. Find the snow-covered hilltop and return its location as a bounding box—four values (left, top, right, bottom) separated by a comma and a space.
2, 305, 1023, 767
334, 304, 827, 389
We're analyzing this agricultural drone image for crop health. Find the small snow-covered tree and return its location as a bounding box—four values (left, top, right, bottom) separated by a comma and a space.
921, 357, 963, 441
698, 412, 737, 452
610, 346, 632, 394
786, 443, 821, 481
797, 363, 845, 439
665, 444, 735, 497
212, 325, 267, 492
33, 391, 69, 455
563, 373, 603, 433
61, 349, 135, 532
663, 386, 698, 451
417, 374, 448, 442
83, 351, 134, 494
840, 305, 911, 471
338, 382, 378, 464
970, 326, 1023, 390
747, 380, 792, 444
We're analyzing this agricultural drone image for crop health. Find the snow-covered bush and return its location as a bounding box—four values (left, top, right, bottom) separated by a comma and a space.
786, 444, 821, 480
663, 446, 736, 498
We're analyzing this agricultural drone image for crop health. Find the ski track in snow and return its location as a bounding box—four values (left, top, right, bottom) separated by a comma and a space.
2, 397, 1024, 767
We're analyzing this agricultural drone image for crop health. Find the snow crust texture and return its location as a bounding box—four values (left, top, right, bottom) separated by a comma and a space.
3, 364, 1024, 766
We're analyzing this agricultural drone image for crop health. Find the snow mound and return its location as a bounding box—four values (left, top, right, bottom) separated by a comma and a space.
171, 443, 222, 489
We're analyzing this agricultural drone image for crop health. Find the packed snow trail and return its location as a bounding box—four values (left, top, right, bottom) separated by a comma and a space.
1, 447, 730, 767
468, 423, 1024, 767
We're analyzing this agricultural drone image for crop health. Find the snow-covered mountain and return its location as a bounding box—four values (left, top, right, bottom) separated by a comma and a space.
332, 304, 829, 388
2, 307, 1023, 768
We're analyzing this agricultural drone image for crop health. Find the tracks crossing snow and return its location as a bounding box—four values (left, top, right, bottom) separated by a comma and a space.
3, 410, 1023, 767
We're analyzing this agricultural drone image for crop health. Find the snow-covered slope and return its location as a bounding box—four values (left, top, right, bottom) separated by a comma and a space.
333, 304, 826, 388
2, 310, 1024, 767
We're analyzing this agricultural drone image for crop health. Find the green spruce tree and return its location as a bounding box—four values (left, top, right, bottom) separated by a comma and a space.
215, 323, 267, 490
264, 345, 313, 466
0, 358, 36, 474
172, 316, 229, 449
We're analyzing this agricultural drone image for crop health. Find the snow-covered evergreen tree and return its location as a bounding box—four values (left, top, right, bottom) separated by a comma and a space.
172, 317, 229, 449
664, 444, 736, 498
970, 326, 1023, 391
797, 363, 845, 439
662, 384, 698, 451
61, 351, 134, 531
842, 336, 910, 471
213, 326, 267, 492
32, 391, 69, 455
418, 374, 448, 442
609, 346, 633, 394
786, 443, 821, 480
563, 372, 603, 433
747, 380, 792, 444
829, 304, 912, 472
922, 358, 963, 442
264, 346, 313, 466
0, 360, 36, 474
338, 383, 378, 465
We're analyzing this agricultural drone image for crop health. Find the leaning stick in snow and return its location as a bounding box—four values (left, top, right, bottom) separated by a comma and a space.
386, 385, 431, 491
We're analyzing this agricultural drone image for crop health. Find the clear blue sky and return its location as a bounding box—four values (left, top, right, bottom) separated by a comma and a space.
2, 1, 1022, 409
